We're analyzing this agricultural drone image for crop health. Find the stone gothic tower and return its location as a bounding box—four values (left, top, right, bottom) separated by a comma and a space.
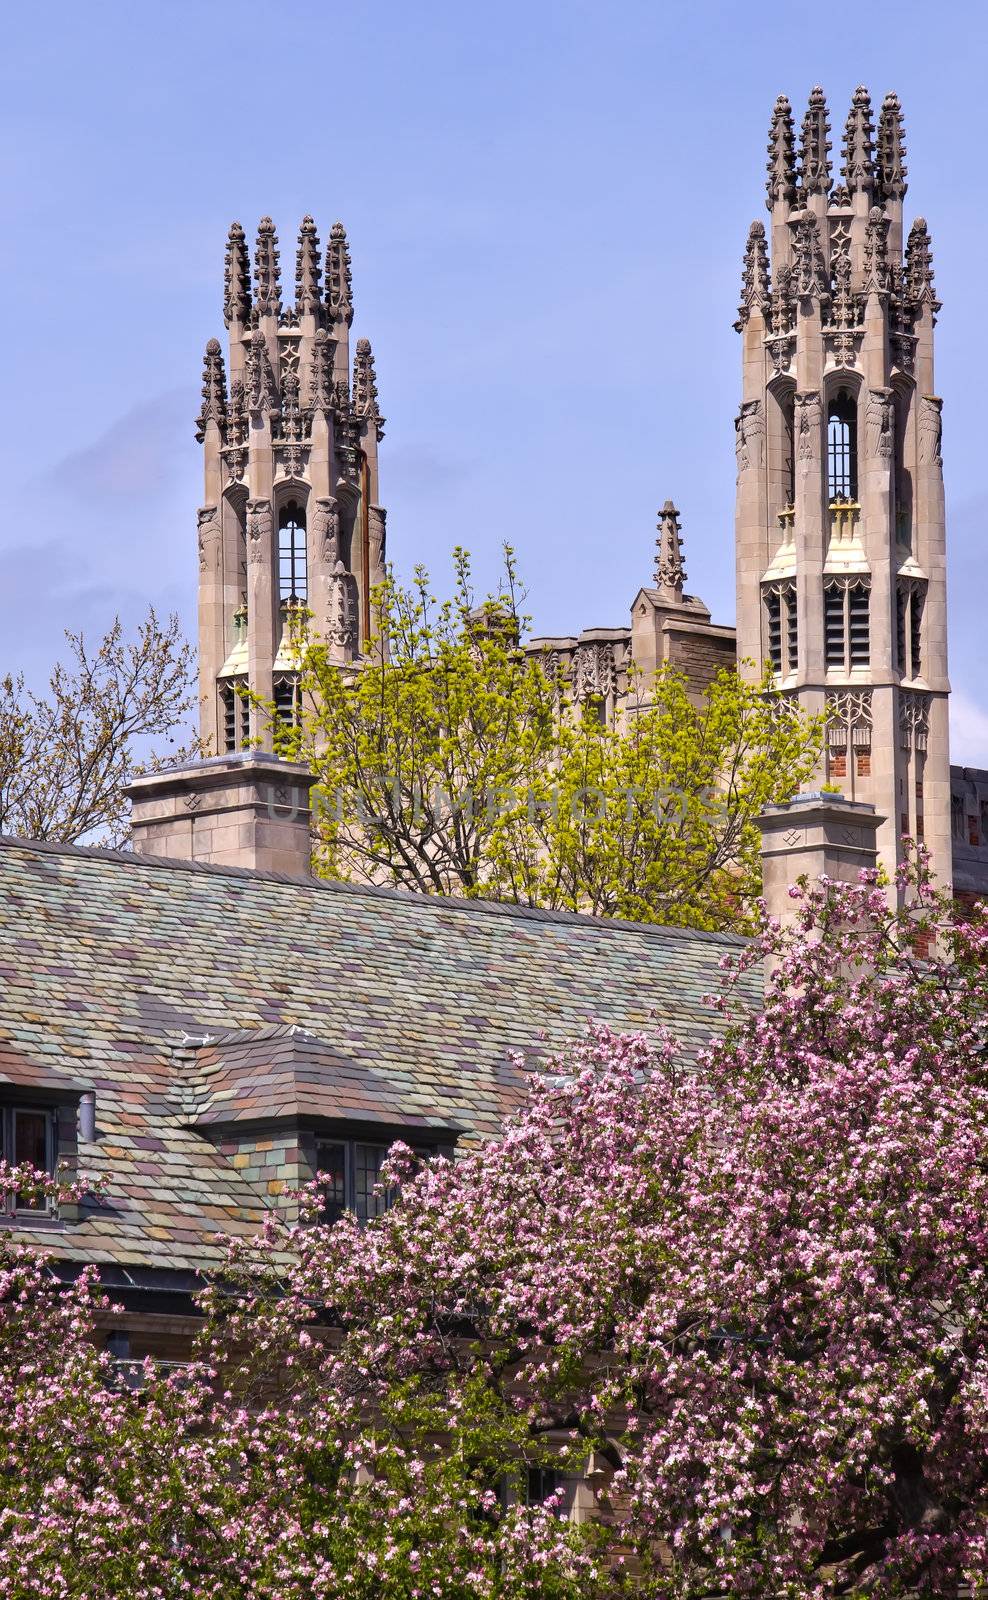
735, 87, 950, 889
195, 217, 386, 753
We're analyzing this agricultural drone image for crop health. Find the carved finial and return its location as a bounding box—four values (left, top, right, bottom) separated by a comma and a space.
295, 216, 322, 315
352, 337, 383, 433
223, 222, 251, 328
253, 217, 282, 318
195, 337, 228, 443
766, 94, 797, 209
799, 87, 832, 195
863, 205, 891, 294
245, 329, 279, 414
877, 92, 907, 200
793, 212, 829, 299
326, 221, 354, 327
841, 86, 874, 192
906, 218, 939, 311
736, 220, 771, 329
654, 501, 686, 599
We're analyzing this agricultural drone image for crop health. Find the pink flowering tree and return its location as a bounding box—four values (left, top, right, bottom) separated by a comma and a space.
2, 865, 988, 1597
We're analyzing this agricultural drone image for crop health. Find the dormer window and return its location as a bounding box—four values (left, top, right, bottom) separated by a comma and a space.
315, 1137, 449, 1225
1, 1105, 55, 1215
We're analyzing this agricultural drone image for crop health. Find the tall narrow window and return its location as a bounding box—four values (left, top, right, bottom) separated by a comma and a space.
278, 500, 307, 602
825, 578, 870, 673
896, 582, 925, 679
763, 582, 797, 675
827, 391, 857, 502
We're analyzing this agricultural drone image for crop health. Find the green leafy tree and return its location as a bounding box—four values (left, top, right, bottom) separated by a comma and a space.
272, 549, 820, 932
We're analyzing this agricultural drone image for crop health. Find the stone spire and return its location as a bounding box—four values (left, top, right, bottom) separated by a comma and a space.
654, 501, 686, 600
294, 216, 322, 315
308, 327, 335, 410
223, 222, 251, 328
195, 337, 227, 443
877, 92, 907, 199
736, 220, 771, 328
352, 337, 382, 429
799, 86, 832, 195
841, 86, 875, 192
766, 94, 797, 208
253, 217, 282, 319
906, 218, 939, 308
326, 222, 353, 327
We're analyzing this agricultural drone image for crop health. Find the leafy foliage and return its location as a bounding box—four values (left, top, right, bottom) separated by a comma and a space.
272, 549, 820, 931
0, 610, 197, 847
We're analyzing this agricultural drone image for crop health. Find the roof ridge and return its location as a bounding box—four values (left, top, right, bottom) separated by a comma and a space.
0, 833, 748, 948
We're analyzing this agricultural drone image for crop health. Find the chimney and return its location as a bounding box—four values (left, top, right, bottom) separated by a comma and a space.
758, 791, 884, 923
126, 753, 317, 877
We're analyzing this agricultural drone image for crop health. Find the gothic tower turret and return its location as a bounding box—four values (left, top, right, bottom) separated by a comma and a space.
735, 87, 950, 890
197, 217, 386, 753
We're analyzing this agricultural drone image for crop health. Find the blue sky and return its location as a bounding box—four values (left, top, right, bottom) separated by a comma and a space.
3, 0, 987, 758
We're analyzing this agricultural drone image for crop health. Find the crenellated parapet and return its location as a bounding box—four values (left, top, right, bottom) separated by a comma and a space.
196, 216, 389, 757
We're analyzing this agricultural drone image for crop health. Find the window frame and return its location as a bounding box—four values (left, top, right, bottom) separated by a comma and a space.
0, 1105, 56, 1217
827, 390, 858, 504
315, 1137, 448, 1226
896, 580, 925, 681
278, 500, 308, 603
763, 581, 797, 677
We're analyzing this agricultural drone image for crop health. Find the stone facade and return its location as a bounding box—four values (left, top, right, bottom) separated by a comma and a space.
194, 100, 988, 901
196, 218, 386, 756
735, 87, 951, 892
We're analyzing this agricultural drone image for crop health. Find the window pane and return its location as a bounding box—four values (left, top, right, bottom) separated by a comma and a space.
354, 1143, 389, 1223
315, 1141, 347, 1223
13, 1111, 49, 1211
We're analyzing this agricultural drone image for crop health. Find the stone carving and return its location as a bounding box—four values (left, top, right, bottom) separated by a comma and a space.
195, 338, 228, 443
253, 217, 282, 319
877, 91, 907, 201
197, 505, 220, 572
919, 396, 943, 466
312, 497, 341, 565
793, 213, 828, 299
799, 86, 832, 195
352, 338, 384, 437
826, 688, 873, 752
736, 221, 770, 329
906, 218, 938, 310
223, 378, 248, 483
571, 643, 617, 703
294, 215, 322, 315
766, 93, 797, 208
863, 206, 891, 295
223, 221, 251, 328
841, 86, 874, 191
246, 330, 279, 414
246, 498, 272, 565
654, 501, 686, 597
889, 266, 917, 376
325, 221, 353, 326
328, 561, 357, 650
308, 328, 336, 410
795, 391, 822, 461
867, 388, 894, 459
735, 400, 764, 477
899, 689, 930, 752
825, 247, 861, 368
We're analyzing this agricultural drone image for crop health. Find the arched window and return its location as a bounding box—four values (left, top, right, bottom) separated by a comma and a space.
278, 500, 307, 601
827, 391, 857, 503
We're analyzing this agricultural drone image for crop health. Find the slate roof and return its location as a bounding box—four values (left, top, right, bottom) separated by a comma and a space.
0, 836, 758, 1278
